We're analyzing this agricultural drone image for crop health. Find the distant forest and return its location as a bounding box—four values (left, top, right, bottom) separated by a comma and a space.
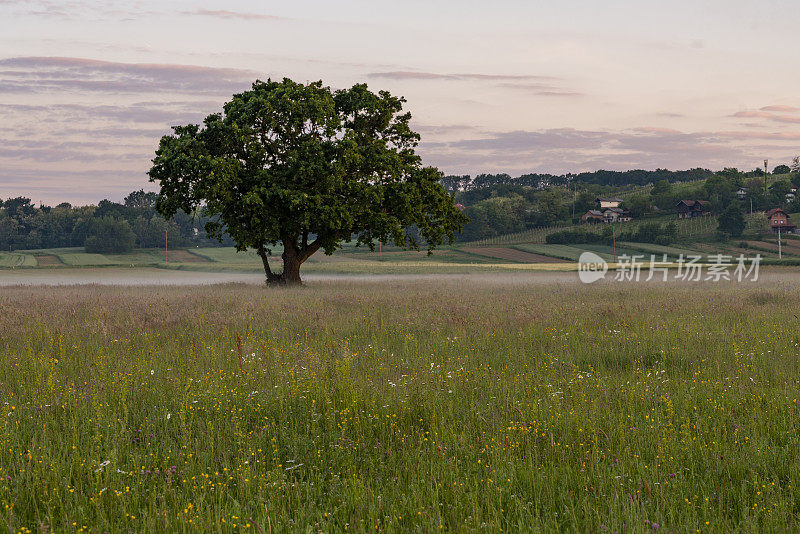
2, 165, 798, 252
440, 167, 717, 192
0, 190, 232, 253
443, 165, 799, 241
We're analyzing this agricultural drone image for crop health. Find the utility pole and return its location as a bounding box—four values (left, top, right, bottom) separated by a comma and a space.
764, 159, 769, 198
612, 224, 616, 263
778, 226, 782, 259
571, 181, 576, 219
165, 227, 168, 264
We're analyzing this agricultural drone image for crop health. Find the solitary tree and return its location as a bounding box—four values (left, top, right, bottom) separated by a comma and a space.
149, 79, 466, 285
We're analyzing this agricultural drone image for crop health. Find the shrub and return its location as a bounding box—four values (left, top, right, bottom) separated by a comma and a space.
619, 222, 677, 245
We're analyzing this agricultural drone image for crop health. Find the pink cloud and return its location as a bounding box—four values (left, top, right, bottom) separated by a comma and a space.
717, 131, 800, 140
731, 110, 773, 119
760, 105, 800, 113
632, 127, 682, 134
182, 9, 288, 21
769, 115, 800, 124
0, 56, 258, 95
368, 71, 559, 81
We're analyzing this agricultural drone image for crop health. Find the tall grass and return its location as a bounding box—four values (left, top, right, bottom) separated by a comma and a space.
0, 280, 798, 531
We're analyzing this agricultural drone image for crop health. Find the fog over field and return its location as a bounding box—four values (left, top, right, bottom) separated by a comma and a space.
2, 267, 800, 287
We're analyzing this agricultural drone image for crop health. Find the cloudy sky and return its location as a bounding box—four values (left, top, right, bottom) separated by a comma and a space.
2, 0, 800, 204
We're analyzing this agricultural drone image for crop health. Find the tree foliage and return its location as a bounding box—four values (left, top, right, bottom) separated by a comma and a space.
459, 195, 527, 241
773, 164, 791, 175
717, 204, 745, 238
149, 79, 466, 284
769, 180, 793, 205
83, 217, 136, 253
703, 173, 739, 212
0, 193, 229, 252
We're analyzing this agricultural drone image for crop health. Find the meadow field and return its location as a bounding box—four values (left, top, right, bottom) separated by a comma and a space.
1, 276, 799, 532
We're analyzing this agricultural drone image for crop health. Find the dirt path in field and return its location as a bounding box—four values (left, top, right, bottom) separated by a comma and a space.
166, 250, 210, 262
462, 247, 570, 263
34, 254, 63, 266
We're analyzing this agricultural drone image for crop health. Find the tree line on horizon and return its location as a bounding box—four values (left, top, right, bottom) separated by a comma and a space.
0, 190, 233, 253
2, 163, 797, 253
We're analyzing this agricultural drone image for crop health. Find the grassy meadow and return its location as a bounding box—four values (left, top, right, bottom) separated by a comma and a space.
1, 278, 799, 532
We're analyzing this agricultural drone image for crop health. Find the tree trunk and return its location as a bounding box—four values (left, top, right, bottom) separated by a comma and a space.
258, 236, 322, 287
281, 245, 303, 285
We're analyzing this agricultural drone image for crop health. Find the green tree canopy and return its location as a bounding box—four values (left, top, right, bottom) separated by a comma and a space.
650, 179, 672, 197
459, 195, 527, 241
83, 217, 136, 253
149, 79, 467, 284
773, 164, 791, 175
769, 179, 793, 205
532, 189, 569, 226
704, 173, 739, 212
717, 204, 745, 238
649, 179, 676, 210
624, 194, 652, 218
124, 189, 158, 209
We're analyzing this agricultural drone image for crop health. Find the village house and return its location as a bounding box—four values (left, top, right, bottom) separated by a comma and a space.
676, 199, 710, 219
580, 210, 604, 223
597, 197, 623, 209
582, 197, 632, 223
603, 207, 632, 223
766, 208, 797, 234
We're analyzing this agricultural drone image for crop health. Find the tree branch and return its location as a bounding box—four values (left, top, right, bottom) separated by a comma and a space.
299, 237, 323, 263
257, 245, 281, 283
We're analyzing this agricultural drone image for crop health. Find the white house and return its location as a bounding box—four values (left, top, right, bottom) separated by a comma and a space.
597, 197, 623, 210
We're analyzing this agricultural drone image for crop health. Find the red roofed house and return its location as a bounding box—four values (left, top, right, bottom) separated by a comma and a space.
767, 208, 797, 234
581, 210, 604, 223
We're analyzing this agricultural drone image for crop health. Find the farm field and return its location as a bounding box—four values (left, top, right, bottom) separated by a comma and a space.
1, 279, 799, 531
461, 246, 570, 263
0, 253, 37, 268
1, 246, 573, 274
33, 254, 63, 266
7, 231, 800, 277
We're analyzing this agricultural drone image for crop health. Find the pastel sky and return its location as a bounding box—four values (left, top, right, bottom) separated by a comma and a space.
2, 0, 800, 204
